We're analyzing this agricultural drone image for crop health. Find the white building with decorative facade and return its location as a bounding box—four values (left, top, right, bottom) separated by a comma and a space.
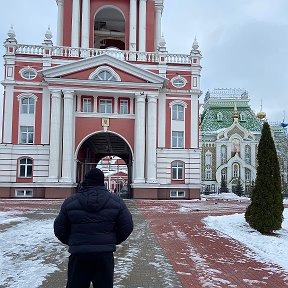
200, 89, 262, 194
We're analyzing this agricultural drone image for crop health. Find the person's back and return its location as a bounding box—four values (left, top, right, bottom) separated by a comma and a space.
54, 168, 133, 288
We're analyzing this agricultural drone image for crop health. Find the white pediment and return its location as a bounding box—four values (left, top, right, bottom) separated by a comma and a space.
39, 54, 167, 85
217, 121, 255, 141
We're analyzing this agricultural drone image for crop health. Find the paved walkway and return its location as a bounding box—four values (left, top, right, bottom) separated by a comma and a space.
0, 198, 288, 288
136, 199, 288, 288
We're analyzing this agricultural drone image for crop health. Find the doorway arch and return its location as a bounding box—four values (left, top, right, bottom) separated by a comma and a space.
76, 131, 133, 198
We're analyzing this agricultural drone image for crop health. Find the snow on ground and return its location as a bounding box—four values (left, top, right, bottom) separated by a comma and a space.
0, 212, 67, 287
204, 208, 288, 273
0, 195, 288, 287
0, 211, 27, 224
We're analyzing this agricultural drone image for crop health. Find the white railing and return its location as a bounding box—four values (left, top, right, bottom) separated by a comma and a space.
15, 44, 192, 64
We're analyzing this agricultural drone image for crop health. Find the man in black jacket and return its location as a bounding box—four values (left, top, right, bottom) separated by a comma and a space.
54, 168, 133, 288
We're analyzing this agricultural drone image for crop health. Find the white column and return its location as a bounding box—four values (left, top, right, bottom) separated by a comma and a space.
191, 95, 199, 148
154, 4, 163, 51
41, 87, 50, 144
139, 0, 147, 52
77, 94, 81, 112
61, 90, 75, 182
158, 91, 166, 148
71, 0, 80, 47
114, 96, 119, 114
81, 0, 90, 48
130, 98, 134, 114
134, 93, 146, 183
146, 94, 157, 183
48, 89, 62, 181
94, 96, 98, 112
129, 0, 137, 51
2, 85, 13, 143
56, 0, 64, 46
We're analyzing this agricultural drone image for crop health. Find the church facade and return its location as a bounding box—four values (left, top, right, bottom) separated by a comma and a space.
200, 88, 288, 195
0, 0, 202, 199
200, 89, 262, 194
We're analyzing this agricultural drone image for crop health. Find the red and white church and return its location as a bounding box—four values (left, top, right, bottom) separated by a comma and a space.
1, 0, 202, 199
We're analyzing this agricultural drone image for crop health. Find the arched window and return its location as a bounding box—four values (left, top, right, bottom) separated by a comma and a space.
221, 145, 227, 164
205, 152, 212, 168
232, 138, 240, 153
171, 161, 184, 180
245, 145, 251, 164
18, 157, 33, 178
94, 7, 125, 49
89, 66, 120, 82
245, 168, 251, 182
221, 168, 227, 180
94, 70, 117, 81
172, 104, 184, 121
20, 97, 35, 114
217, 112, 223, 121
233, 163, 240, 178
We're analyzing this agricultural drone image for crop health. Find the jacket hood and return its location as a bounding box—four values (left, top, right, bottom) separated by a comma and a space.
77, 186, 111, 212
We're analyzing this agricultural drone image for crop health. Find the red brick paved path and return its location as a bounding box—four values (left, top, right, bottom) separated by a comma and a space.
137, 199, 288, 288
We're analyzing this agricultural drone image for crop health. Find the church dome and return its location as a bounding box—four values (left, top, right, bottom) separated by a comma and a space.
256, 111, 266, 119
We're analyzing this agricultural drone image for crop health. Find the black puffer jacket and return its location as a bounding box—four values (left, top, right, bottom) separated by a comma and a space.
54, 186, 133, 254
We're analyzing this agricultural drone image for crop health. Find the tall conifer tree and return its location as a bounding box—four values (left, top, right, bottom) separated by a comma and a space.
245, 122, 284, 233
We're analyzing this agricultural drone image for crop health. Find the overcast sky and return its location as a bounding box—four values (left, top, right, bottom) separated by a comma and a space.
0, 0, 287, 122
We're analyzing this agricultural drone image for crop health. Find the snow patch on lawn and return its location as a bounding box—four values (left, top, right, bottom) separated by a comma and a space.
204, 209, 288, 272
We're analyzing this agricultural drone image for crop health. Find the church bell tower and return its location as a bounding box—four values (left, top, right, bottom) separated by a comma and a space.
56, 0, 164, 51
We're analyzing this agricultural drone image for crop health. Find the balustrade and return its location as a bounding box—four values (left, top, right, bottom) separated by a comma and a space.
14, 44, 191, 64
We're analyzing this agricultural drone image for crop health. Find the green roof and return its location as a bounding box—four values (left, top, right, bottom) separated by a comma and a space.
201, 107, 262, 132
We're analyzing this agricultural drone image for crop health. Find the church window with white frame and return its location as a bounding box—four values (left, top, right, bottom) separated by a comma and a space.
119, 100, 129, 114
15, 189, 33, 197
19, 126, 34, 144
245, 168, 251, 182
170, 190, 185, 198
172, 131, 184, 148
172, 104, 184, 121
221, 168, 227, 180
21, 97, 35, 114
221, 145, 227, 164
18, 157, 33, 178
205, 169, 212, 180
233, 163, 240, 178
245, 145, 251, 164
205, 152, 212, 168
171, 161, 184, 180
99, 99, 112, 113
83, 98, 92, 112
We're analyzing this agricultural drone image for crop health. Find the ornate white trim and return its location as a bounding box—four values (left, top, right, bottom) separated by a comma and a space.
171, 75, 187, 88
169, 100, 188, 109
17, 93, 38, 102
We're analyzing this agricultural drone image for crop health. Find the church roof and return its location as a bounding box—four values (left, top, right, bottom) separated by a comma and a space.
200, 89, 262, 133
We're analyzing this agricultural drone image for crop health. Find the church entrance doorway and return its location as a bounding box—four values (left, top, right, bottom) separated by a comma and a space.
76, 132, 133, 198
